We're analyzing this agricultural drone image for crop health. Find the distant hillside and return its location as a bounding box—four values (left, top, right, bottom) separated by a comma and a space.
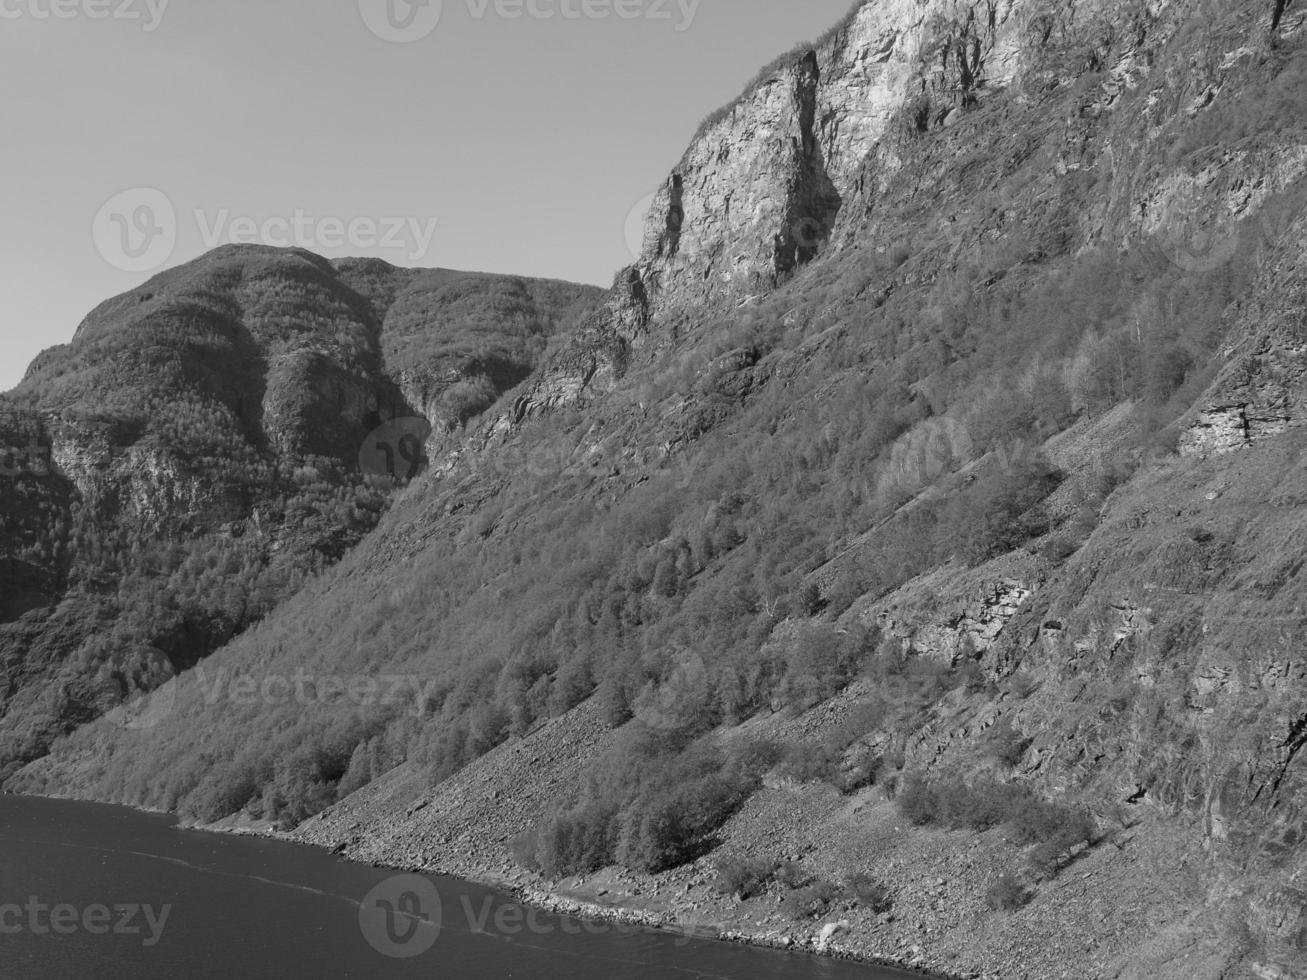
0, 246, 601, 777
10, 1, 1307, 978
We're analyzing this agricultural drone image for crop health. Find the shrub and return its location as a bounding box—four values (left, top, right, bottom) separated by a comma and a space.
715, 857, 777, 900
832, 742, 881, 795
778, 622, 877, 709
828, 701, 887, 749
946, 779, 1020, 831
933, 778, 984, 829
777, 743, 835, 783
878, 765, 902, 800
986, 875, 1032, 911
1006, 797, 1096, 850
846, 873, 894, 914
895, 774, 1096, 854
946, 454, 1063, 565
782, 879, 844, 920
510, 829, 542, 873
1025, 841, 1064, 877
797, 582, 825, 616
897, 777, 941, 826
775, 860, 814, 890
986, 719, 1032, 767
533, 802, 619, 878
728, 738, 783, 774
518, 733, 770, 877
617, 772, 753, 872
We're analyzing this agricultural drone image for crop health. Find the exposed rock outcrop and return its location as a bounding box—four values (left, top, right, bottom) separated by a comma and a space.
631, 0, 1023, 321
877, 579, 1034, 664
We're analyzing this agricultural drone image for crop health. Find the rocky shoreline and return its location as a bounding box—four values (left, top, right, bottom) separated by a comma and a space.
190, 813, 962, 979
506, 883, 962, 980
3, 792, 951, 976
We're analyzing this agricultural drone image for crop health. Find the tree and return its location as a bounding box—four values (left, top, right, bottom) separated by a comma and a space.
596, 676, 632, 728
652, 556, 680, 598
797, 582, 824, 617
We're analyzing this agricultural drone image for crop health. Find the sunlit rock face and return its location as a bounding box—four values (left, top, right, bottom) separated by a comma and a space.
631, 0, 1026, 320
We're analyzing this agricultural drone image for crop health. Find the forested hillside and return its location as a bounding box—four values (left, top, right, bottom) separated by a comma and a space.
8, 0, 1307, 977
0, 247, 601, 778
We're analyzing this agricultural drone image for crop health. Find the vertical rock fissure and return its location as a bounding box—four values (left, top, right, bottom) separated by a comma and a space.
659, 175, 685, 259
1271, 714, 1307, 798
773, 50, 844, 284
1273, 0, 1290, 30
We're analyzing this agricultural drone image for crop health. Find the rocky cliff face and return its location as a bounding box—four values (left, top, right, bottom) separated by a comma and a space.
1181, 203, 1307, 457
877, 578, 1034, 664
500, 0, 1242, 423
632, 0, 1026, 322
975, 433, 1307, 979
493, 0, 1036, 427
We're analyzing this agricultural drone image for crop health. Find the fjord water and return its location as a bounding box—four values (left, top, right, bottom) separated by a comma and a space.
0, 798, 911, 980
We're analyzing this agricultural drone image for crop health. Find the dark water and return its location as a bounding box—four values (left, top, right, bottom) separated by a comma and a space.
0, 797, 918, 979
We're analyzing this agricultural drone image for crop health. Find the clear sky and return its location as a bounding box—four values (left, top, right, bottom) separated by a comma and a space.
0, 0, 857, 391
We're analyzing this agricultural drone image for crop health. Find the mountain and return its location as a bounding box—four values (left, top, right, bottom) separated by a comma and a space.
0, 246, 601, 777
7, 0, 1307, 977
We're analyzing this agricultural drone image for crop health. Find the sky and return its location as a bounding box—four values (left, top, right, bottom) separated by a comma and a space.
0, 0, 858, 391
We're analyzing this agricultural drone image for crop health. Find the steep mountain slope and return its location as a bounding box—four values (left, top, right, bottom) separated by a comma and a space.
0, 247, 601, 778
10, 0, 1307, 977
